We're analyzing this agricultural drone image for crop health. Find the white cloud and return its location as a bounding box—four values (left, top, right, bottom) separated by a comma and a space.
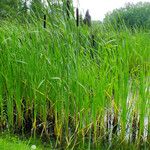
73, 0, 150, 20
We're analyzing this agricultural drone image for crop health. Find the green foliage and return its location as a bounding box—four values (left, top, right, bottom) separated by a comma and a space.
0, 0, 75, 21
0, 18, 149, 149
0, 1, 149, 149
0, 134, 47, 150
30, 0, 44, 17
104, 2, 150, 29
21, 0, 29, 14
0, 0, 20, 18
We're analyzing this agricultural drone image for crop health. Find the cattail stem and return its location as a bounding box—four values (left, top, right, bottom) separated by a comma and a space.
44, 14, 46, 28
76, 8, 79, 27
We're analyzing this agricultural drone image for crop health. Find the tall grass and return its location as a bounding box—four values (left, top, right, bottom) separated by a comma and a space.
0, 14, 149, 149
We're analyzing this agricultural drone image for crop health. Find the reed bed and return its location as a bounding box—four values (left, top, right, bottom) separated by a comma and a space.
0, 17, 149, 149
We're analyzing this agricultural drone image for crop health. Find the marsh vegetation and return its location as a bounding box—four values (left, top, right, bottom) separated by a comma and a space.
0, 0, 149, 149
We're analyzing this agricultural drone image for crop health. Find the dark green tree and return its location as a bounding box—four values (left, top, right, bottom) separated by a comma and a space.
0, 0, 21, 18
83, 10, 91, 27
104, 2, 150, 29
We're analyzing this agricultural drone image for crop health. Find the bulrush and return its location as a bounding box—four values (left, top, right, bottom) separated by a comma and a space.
43, 14, 46, 28
76, 8, 79, 27
66, 0, 70, 19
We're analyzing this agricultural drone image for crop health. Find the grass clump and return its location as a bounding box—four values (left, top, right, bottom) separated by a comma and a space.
0, 133, 47, 150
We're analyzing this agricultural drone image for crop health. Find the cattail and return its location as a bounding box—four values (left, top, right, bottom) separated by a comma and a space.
91, 34, 95, 47
43, 14, 46, 28
76, 8, 79, 27
66, 0, 70, 19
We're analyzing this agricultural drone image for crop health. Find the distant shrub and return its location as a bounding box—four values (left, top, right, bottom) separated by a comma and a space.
104, 2, 150, 29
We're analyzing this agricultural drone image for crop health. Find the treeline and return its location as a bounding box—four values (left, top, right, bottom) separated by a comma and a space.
0, 0, 74, 19
104, 2, 150, 29
0, 0, 30, 18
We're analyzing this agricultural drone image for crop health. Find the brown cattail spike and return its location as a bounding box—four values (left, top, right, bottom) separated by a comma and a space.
92, 35, 95, 46
44, 14, 46, 28
66, 0, 70, 19
76, 8, 79, 27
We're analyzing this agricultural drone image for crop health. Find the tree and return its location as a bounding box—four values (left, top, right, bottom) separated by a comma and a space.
0, 0, 21, 18
104, 2, 150, 29
83, 10, 91, 27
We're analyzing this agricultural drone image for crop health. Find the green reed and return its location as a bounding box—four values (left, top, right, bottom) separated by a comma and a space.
0, 15, 149, 149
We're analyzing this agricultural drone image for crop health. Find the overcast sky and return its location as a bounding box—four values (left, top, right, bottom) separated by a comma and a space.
73, 0, 150, 21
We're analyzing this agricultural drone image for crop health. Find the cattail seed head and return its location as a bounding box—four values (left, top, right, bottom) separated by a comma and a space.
76, 8, 79, 27
43, 14, 46, 28
66, 0, 70, 19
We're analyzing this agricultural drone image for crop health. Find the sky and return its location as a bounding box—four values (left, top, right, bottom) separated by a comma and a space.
73, 0, 150, 21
